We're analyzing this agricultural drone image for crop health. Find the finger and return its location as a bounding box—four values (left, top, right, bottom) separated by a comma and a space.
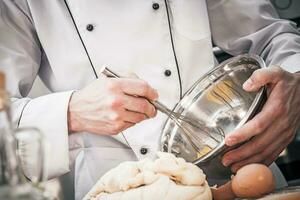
94, 121, 134, 135
223, 125, 285, 167
122, 95, 157, 118
225, 95, 285, 147
230, 139, 288, 173
223, 112, 290, 166
263, 142, 288, 166
123, 110, 147, 124
225, 99, 280, 146
230, 154, 264, 173
259, 128, 291, 165
119, 79, 159, 101
243, 66, 284, 92
113, 121, 135, 133
222, 137, 268, 167
119, 121, 135, 132
223, 135, 270, 167
262, 128, 293, 165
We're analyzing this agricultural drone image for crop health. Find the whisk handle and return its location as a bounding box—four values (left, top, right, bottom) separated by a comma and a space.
151, 101, 172, 116
100, 65, 120, 78
100, 66, 170, 114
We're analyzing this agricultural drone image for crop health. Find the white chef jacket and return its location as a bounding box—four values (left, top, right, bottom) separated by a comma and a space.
1, 0, 300, 199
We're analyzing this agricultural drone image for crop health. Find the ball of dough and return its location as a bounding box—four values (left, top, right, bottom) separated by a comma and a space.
83, 152, 212, 200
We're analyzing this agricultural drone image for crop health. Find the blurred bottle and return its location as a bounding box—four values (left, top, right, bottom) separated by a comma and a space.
0, 72, 50, 200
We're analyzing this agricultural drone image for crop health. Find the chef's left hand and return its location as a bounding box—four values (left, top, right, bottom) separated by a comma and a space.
222, 66, 300, 173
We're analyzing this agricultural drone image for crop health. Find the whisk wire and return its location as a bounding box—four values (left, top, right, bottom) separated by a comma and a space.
100, 66, 224, 154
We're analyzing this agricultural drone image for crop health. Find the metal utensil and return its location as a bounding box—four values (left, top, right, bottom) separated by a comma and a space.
160, 54, 267, 180
100, 66, 224, 152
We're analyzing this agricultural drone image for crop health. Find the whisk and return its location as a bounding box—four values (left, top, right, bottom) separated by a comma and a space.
100, 66, 224, 154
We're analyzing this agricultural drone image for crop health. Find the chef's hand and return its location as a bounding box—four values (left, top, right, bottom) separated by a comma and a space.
67, 75, 158, 135
222, 66, 300, 172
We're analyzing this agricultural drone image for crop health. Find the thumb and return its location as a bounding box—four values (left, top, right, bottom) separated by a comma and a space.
243, 66, 283, 92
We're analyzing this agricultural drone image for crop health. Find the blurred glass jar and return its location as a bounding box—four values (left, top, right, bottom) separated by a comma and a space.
0, 72, 53, 200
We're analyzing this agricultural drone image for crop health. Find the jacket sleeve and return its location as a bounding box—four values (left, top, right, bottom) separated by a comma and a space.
207, 0, 300, 73
0, 0, 73, 179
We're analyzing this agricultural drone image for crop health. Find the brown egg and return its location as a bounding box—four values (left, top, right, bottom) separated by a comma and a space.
232, 163, 275, 198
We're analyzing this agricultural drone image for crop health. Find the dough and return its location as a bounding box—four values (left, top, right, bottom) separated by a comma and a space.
83, 152, 212, 200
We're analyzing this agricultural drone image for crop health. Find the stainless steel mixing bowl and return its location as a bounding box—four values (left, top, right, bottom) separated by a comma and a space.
160, 54, 267, 180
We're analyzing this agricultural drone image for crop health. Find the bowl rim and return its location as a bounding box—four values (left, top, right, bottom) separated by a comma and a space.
160, 54, 267, 164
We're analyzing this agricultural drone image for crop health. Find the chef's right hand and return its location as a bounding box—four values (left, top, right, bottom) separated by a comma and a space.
67, 77, 158, 135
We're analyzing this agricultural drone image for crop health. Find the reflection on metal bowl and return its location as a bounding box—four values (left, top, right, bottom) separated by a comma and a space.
160, 54, 267, 180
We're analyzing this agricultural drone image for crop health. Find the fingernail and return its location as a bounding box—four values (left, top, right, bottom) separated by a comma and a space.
154, 89, 159, 99
231, 166, 239, 173
243, 79, 253, 90
222, 159, 231, 167
226, 137, 237, 146
152, 107, 157, 117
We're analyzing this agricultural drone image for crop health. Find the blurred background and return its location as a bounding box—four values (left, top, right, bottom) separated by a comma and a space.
270, 0, 300, 183
214, 0, 300, 188
28, 0, 300, 199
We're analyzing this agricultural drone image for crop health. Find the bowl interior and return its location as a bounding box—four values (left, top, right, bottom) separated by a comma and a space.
160, 55, 265, 164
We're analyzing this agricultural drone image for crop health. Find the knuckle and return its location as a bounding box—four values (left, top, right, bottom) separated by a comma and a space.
260, 149, 269, 159
252, 69, 261, 78
132, 114, 144, 123
150, 106, 157, 117
139, 100, 149, 112
107, 80, 121, 91
275, 102, 287, 115
140, 81, 150, 95
235, 135, 246, 144
252, 69, 264, 82
138, 114, 147, 122
108, 125, 120, 135
223, 153, 234, 162
284, 130, 294, 143
273, 66, 284, 77
249, 155, 261, 164
254, 120, 265, 132
265, 155, 276, 165
112, 122, 125, 133
286, 116, 295, 126
281, 118, 291, 130
272, 107, 281, 117
145, 104, 155, 117
108, 112, 121, 121
250, 141, 263, 153
276, 81, 285, 92
109, 131, 119, 136
236, 152, 246, 160
109, 95, 123, 110
114, 127, 123, 133
231, 149, 243, 159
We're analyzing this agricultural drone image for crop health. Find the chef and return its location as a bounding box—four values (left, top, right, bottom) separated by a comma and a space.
1, 0, 300, 199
